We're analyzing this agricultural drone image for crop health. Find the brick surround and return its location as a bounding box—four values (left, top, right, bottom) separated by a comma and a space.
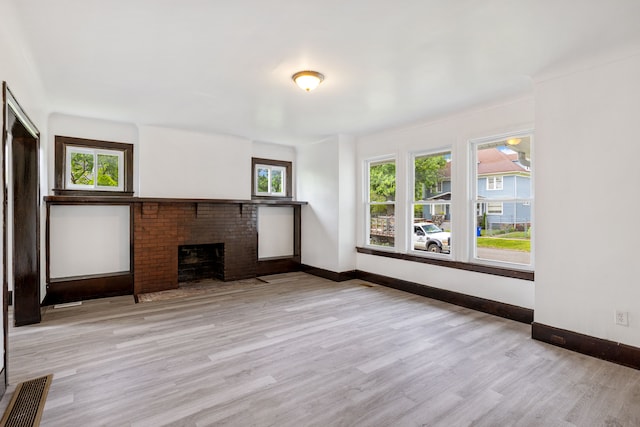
133, 202, 257, 294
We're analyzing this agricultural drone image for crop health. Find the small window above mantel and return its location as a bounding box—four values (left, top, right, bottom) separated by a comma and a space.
252, 157, 292, 200
54, 136, 134, 196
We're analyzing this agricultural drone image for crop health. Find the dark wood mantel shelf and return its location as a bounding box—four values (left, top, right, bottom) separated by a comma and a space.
44, 195, 308, 206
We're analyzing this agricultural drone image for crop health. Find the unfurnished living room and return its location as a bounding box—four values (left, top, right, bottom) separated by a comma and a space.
1, 1, 639, 426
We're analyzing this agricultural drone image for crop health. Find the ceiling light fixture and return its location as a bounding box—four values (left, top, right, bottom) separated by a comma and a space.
506, 138, 521, 146
292, 70, 324, 92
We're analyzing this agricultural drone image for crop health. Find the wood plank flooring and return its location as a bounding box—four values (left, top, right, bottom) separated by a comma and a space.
1, 272, 639, 426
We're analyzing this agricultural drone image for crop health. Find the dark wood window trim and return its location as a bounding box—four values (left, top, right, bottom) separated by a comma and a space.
251, 157, 292, 201
356, 246, 534, 281
53, 135, 134, 196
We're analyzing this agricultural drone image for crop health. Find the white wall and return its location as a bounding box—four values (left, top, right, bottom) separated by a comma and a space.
258, 206, 294, 259
297, 135, 357, 273
48, 113, 139, 193
298, 137, 340, 271
356, 96, 535, 308
534, 52, 640, 347
49, 205, 130, 277
138, 125, 251, 199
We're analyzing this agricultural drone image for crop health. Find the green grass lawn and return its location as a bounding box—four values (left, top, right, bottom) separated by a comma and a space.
477, 237, 530, 251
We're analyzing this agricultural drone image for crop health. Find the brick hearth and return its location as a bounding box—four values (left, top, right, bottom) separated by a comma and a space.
133, 202, 257, 294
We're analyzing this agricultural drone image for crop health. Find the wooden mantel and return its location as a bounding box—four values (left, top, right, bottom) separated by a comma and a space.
44, 196, 307, 304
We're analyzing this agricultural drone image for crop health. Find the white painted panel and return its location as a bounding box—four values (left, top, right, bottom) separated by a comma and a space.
50, 205, 130, 278
258, 206, 294, 259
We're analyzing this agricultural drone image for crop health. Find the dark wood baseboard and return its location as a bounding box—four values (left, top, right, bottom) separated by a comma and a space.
257, 258, 302, 276
301, 265, 357, 282
532, 322, 640, 370
43, 272, 133, 306
355, 271, 534, 324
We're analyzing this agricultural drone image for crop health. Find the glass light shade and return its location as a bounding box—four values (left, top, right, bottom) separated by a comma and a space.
292, 71, 324, 92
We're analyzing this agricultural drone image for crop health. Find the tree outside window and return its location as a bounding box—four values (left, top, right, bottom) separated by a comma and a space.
66, 147, 124, 191
367, 158, 396, 247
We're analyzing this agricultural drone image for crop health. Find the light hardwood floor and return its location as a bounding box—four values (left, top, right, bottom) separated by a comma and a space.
1, 272, 639, 426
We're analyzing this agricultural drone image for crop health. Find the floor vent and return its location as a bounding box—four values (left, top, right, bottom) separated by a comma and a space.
0, 374, 52, 427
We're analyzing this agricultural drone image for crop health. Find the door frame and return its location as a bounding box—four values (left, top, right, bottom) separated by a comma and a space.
2, 82, 40, 393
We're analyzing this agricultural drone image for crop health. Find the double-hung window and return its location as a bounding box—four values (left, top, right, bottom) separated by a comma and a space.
472, 133, 533, 266
411, 150, 452, 254
366, 157, 396, 248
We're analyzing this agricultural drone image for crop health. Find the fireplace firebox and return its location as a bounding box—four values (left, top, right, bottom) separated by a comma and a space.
178, 243, 224, 283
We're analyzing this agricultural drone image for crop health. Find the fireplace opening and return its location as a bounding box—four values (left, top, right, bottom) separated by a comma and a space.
178, 243, 224, 282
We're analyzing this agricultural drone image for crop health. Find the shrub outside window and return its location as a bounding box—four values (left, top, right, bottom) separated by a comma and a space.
411, 150, 452, 255
366, 158, 396, 248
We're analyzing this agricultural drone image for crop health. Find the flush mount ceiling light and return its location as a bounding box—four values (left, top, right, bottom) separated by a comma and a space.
506, 138, 522, 146
292, 70, 324, 92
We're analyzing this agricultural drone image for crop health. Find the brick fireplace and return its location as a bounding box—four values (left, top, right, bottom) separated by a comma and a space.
133, 202, 257, 294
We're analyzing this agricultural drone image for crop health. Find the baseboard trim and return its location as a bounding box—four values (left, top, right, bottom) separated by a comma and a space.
301, 265, 357, 282
257, 258, 302, 276
43, 272, 133, 306
355, 270, 534, 324
532, 322, 640, 370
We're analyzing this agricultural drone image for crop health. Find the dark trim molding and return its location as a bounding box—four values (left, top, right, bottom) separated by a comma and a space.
302, 265, 357, 282
251, 157, 293, 200
532, 322, 640, 370
356, 247, 534, 281
257, 258, 302, 276
356, 271, 533, 324
54, 135, 134, 196
43, 272, 133, 306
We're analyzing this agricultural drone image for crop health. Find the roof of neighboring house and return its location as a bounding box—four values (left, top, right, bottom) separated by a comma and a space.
477, 148, 529, 175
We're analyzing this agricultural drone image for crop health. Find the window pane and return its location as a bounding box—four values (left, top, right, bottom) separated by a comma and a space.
414, 152, 449, 201
476, 201, 531, 264
477, 140, 530, 199
369, 205, 395, 247
271, 169, 283, 193
70, 152, 94, 185
97, 153, 119, 187
257, 168, 269, 193
413, 204, 451, 253
369, 160, 396, 202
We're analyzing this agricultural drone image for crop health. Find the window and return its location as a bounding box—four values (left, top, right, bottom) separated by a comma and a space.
486, 176, 503, 190
366, 157, 396, 248
66, 147, 124, 191
473, 133, 532, 266
411, 150, 451, 254
54, 136, 134, 196
252, 158, 292, 200
486, 202, 503, 215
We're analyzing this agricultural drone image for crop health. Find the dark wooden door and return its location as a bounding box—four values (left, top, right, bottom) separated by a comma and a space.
12, 128, 40, 326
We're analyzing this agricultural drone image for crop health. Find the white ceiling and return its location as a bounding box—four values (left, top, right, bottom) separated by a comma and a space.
10, 0, 640, 145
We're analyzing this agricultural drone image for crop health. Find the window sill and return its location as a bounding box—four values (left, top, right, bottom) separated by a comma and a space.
356, 246, 534, 281
52, 188, 134, 197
